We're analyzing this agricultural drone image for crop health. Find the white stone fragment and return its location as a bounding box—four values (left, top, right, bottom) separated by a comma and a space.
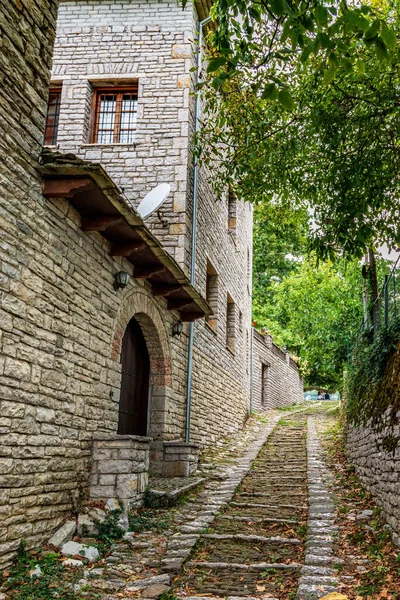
64, 558, 84, 567
48, 520, 76, 548
29, 565, 42, 578
61, 541, 100, 562
105, 498, 121, 511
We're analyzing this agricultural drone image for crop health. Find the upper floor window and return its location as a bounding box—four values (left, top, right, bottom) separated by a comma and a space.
228, 189, 237, 233
92, 86, 138, 144
44, 88, 62, 145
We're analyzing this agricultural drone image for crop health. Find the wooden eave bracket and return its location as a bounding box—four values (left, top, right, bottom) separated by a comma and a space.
42, 177, 93, 198
40, 152, 212, 322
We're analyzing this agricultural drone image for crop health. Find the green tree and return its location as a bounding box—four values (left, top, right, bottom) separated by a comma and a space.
252, 202, 307, 329
266, 258, 364, 389
198, 13, 400, 263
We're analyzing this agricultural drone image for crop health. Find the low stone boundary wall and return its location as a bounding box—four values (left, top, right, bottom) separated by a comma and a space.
347, 421, 400, 546
162, 442, 200, 477
252, 330, 303, 410
90, 435, 151, 508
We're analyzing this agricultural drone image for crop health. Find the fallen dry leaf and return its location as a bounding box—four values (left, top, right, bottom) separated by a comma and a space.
320, 594, 349, 600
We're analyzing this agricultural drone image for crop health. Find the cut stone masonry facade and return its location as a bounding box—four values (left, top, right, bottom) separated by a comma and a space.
0, 0, 302, 571
252, 330, 304, 411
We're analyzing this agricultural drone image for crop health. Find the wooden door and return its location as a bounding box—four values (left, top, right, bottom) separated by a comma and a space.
262, 364, 269, 407
118, 317, 150, 436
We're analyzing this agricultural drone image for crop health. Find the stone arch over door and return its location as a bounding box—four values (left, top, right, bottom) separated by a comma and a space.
111, 290, 172, 443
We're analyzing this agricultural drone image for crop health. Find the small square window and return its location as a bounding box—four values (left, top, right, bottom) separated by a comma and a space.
44, 88, 62, 145
92, 86, 138, 144
226, 293, 236, 353
205, 260, 218, 332
228, 189, 237, 233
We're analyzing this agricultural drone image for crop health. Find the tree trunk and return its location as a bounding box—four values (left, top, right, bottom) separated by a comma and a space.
368, 248, 380, 332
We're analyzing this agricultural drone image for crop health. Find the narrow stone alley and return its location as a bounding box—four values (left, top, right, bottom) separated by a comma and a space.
3, 402, 400, 600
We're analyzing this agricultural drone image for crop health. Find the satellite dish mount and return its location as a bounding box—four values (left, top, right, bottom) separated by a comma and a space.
137, 183, 171, 228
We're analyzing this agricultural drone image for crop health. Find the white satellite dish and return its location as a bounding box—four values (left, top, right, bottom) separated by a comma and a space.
137, 183, 171, 219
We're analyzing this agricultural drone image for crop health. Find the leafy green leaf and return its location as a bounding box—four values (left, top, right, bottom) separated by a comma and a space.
364, 19, 381, 41
278, 89, 295, 111
381, 26, 397, 51
207, 57, 227, 73
323, 64, 337, 85
301, 41, 315, 63
262, 83, 278, 100
271, 0, 285, 17
375, 36, 388, 61
315, 5, 329, 26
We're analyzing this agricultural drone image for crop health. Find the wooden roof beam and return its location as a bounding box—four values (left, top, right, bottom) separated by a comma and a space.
134, 265, 165, 278
110, 242, 146, 256
180, 312, 205, 322
168, 298, 194, 311
82, 215, 123, 231
152, 285, 182, 297
43, 177, 93, 198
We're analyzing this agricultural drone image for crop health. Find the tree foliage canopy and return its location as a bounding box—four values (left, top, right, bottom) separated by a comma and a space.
256, 256, 364, 389
196, 0, 400, 261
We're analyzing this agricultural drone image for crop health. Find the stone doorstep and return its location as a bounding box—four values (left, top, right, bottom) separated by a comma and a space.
147, 477, 206, 505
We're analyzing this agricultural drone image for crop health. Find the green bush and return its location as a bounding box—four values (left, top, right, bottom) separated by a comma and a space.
346, 315, 400, 446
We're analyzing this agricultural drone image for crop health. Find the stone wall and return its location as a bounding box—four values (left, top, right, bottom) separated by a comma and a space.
0, 0, 253, 569
347, 421, 400, 546
51, 0, 254, 444
0, 188, 190, 567
0, 0, 60, 570
252, 330, 304, 410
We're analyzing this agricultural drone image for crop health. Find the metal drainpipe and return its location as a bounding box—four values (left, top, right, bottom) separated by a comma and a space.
249, 326, 254, 413
185, 15, 212, 444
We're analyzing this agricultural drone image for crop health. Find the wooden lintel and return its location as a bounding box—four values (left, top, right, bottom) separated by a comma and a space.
134, 264, 165, 278
43, 177, 93, 198
168, 298, 194, 311
179, 312, 205, 322
110, 242, 145, 256
152, 285, 182, 297
82, 215, 123, 231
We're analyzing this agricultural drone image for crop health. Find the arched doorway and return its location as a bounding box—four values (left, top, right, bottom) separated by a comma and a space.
118, 317, 150, 436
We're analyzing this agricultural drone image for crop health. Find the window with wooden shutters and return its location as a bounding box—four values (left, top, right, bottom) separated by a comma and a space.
44, 88, 62, 145
92, 86, 138, 144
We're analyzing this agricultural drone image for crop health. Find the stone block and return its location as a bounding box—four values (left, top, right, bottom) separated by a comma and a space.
48, 520, 76, 548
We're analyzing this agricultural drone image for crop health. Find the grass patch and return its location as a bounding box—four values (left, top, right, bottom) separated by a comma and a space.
0, 542, 89, 600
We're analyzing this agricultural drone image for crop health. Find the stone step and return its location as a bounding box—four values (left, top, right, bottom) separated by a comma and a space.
186, 560, 302, 570
231, 501, 306, 510
219, 515, 299, 524
201, 533, 301, 544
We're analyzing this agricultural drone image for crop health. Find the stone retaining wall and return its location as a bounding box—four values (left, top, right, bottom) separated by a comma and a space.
252, 330, 303, 410
347, 421, 400, 546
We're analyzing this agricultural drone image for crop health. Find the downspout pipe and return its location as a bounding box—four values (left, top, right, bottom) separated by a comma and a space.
185, 15, 212, 444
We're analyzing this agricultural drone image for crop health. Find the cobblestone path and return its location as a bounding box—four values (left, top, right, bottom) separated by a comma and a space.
173, 412, 308, 600
60, 406, 345, 600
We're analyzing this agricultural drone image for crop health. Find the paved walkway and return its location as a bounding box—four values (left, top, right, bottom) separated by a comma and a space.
71, 405, 342, 600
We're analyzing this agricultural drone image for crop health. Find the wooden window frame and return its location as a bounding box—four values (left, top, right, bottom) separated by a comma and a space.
44, 87, 62, 146
91, 85, 138, 144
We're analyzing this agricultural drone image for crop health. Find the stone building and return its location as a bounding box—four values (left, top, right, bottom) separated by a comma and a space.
0, 0, 303, 570
251, 330, 303, 411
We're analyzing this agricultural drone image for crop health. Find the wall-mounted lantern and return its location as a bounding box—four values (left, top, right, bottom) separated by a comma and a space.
172, 320, 184, 337
113, 271, 130, 291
